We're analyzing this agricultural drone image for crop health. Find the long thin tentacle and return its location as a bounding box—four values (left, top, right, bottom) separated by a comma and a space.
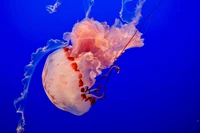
14, 39, 69, 133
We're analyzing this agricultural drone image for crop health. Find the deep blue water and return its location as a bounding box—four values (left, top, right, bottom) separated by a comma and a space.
1, 0, 200, 133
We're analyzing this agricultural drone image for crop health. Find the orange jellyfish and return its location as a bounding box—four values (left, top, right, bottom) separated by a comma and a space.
14, 0, 153, 132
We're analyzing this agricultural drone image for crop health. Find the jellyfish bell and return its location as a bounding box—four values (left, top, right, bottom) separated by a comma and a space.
14, 0, 163, 132
42, 47, 101, 116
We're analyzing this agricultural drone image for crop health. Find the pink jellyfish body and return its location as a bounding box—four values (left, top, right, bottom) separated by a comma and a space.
14, 0, 147, 132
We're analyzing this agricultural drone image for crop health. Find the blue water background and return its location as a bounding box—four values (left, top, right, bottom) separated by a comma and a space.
1, 0, 200, 133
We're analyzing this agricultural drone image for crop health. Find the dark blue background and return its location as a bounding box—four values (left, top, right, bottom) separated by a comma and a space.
1, 0, 200, 133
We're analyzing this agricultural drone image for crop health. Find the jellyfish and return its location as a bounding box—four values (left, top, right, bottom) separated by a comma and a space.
13, 0, 162, 132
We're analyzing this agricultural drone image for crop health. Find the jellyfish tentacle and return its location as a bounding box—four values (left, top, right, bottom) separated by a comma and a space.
137, 0, 164, 28
85, 65, 120, 100
14, 39, 69, 133
84, 0, 94, 18
89, 66, 120, 98
119, 0, 146, 23
46, 0, 61, 14
114, 0, 163, 63
96, 65, 120, 83
133, 0, 146, 25
89, 84, 103, 93
86, 93, 105, 99
102, 66, 120, 95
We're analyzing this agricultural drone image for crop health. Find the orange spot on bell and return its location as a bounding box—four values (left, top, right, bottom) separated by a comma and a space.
90, 98, 96, 105
79, 79, 84, 87
81, 94, 86, 100
79, 73, 82, 79
68, 57, 75, 61
63, 47, 69, 52
71, 62, 79, 71
80, 87, 85, 92
51, 95, 55, 100
63, 81, 67, 84
86, 97, 96, 105
63, 47, 70, 56
53, 100, 58, 105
